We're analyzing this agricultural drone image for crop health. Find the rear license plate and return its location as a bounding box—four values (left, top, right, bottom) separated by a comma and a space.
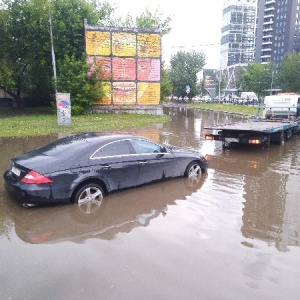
225, 137, 239, 143
11, 166, 21, 176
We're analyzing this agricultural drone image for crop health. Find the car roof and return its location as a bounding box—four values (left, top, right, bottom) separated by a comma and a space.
15, 132, 152, 164
67, 131, 146, 144
44, 132, 147, 151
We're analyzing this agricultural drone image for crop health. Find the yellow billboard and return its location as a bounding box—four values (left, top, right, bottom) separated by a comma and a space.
85, 25, 161, 106
86, 31, 111, 56
137, 34, 161, 58
112, 33, 136, 57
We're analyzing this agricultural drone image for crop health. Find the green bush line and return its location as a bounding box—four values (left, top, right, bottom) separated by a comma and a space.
189, 103, 259, 116
0, 103, 259, 138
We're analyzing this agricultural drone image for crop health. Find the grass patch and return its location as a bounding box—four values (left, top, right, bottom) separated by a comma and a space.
189, 103, 261, 116
0, 112, 170, 137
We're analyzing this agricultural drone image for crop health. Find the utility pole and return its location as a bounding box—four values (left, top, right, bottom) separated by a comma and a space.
270, 69, 274, 95
218, 70, 221, 102
49, 1, 57, 94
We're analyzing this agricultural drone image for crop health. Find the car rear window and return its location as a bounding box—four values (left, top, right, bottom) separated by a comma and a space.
39, 137, 91, 157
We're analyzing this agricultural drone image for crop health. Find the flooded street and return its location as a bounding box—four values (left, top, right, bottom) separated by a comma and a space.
0, 106, 299, 300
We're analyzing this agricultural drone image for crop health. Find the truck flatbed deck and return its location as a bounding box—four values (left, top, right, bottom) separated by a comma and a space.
204, 118, 300, 134
204, 116, 300, 147
204, 99, 300, 147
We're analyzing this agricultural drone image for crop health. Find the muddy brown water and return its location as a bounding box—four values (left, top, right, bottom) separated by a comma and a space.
0, 106, 299, 300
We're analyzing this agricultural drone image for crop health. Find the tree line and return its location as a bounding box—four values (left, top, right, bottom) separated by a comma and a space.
235, 55, 300, 101
0, 0, 175, 114
2, 0, 299, 113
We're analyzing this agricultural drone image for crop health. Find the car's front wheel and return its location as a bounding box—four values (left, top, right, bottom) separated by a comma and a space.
185, 161, 202, 187
74, 183, 104, 214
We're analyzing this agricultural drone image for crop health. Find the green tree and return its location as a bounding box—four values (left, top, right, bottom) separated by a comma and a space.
1, 0, 172, 110
0, 0, 114, 106
104, 6, 172, 35
279, 52, 300, 93
56, 55, 104, 115
169, 50, 206, 99
242, 62, 273, 102
160, 62, 173, 102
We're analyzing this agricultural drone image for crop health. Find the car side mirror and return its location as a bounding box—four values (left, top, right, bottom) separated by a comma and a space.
161, 146, 168, 153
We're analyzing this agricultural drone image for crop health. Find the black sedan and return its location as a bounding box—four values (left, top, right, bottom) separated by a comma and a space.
3, 132, 208, 207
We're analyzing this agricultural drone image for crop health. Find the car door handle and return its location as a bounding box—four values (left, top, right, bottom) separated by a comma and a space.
139, 161, 148, 165
101, 165, 111, 169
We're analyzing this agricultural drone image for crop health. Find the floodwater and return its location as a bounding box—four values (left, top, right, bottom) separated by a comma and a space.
0, 105, 299, 300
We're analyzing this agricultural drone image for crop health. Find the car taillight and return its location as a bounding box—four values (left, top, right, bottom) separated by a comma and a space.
249, 138, 260, 144
21, 170, 53, 184
205, 135, 214, 141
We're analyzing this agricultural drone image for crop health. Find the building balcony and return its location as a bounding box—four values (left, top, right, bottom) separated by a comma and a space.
263, 27, 273, 32
265, 7, 275, 13
264, 13, 274, 19
262, 47, 272, 52
263, 20, 274, 26
263, 34, 273, 39
265, 0, 276, 5
262, 41, 272, 45
261, 54, 272, 59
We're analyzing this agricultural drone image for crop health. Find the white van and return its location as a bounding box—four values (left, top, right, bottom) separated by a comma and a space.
240, 92, 258, 104
263, 94, 300, 118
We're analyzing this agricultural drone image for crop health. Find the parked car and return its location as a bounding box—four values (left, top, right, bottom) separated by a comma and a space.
4, 132, 208, 208
201, 95, 212, 103
192, 96, 201, 102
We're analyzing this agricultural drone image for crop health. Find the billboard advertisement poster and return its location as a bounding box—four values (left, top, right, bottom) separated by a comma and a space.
56, 93, 71, 126
85, 25, 161, 106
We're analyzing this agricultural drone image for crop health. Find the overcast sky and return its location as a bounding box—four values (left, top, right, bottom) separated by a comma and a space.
105, 0, 223, 69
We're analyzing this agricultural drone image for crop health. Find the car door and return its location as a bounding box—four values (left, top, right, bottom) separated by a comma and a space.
90, 140, 139, 191
129, 139, 176, 186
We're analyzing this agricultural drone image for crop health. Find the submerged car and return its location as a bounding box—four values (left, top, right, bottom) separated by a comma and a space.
3, 132, 208, 207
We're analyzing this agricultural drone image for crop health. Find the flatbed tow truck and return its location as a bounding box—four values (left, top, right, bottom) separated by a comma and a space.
204, 99, 300, 147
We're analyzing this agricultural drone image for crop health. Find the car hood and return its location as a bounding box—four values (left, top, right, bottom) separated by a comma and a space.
167, 145, 199, 155
166, 145, 207, 165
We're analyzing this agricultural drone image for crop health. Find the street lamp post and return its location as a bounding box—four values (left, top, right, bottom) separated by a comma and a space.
218, 70, 221, 103
48, 1, 57, 94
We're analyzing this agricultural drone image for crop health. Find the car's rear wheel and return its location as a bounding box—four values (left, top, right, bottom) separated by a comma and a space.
185, 161, 202, 187
74, 183, 104, 214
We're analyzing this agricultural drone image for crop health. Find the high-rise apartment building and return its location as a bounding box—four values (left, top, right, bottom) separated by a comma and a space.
220, 0, 257, 69
255, 0, 300, 65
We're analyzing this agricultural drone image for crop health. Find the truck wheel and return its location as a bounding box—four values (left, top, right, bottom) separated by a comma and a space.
271, 131, 285, 145
279, 131, 285, 144
223, 141, 230, 148
286, 129, 293, 139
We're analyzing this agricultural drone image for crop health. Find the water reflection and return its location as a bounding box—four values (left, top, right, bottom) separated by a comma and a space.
0, 106, 300, 252
205, 133, 300, 252
162, 106, 300, 251
1, 106, 300, 299
5, 176, 206, 244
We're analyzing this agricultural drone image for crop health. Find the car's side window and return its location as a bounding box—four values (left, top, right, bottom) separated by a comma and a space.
92, 140, 131, 158
130, 139, 162, 154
